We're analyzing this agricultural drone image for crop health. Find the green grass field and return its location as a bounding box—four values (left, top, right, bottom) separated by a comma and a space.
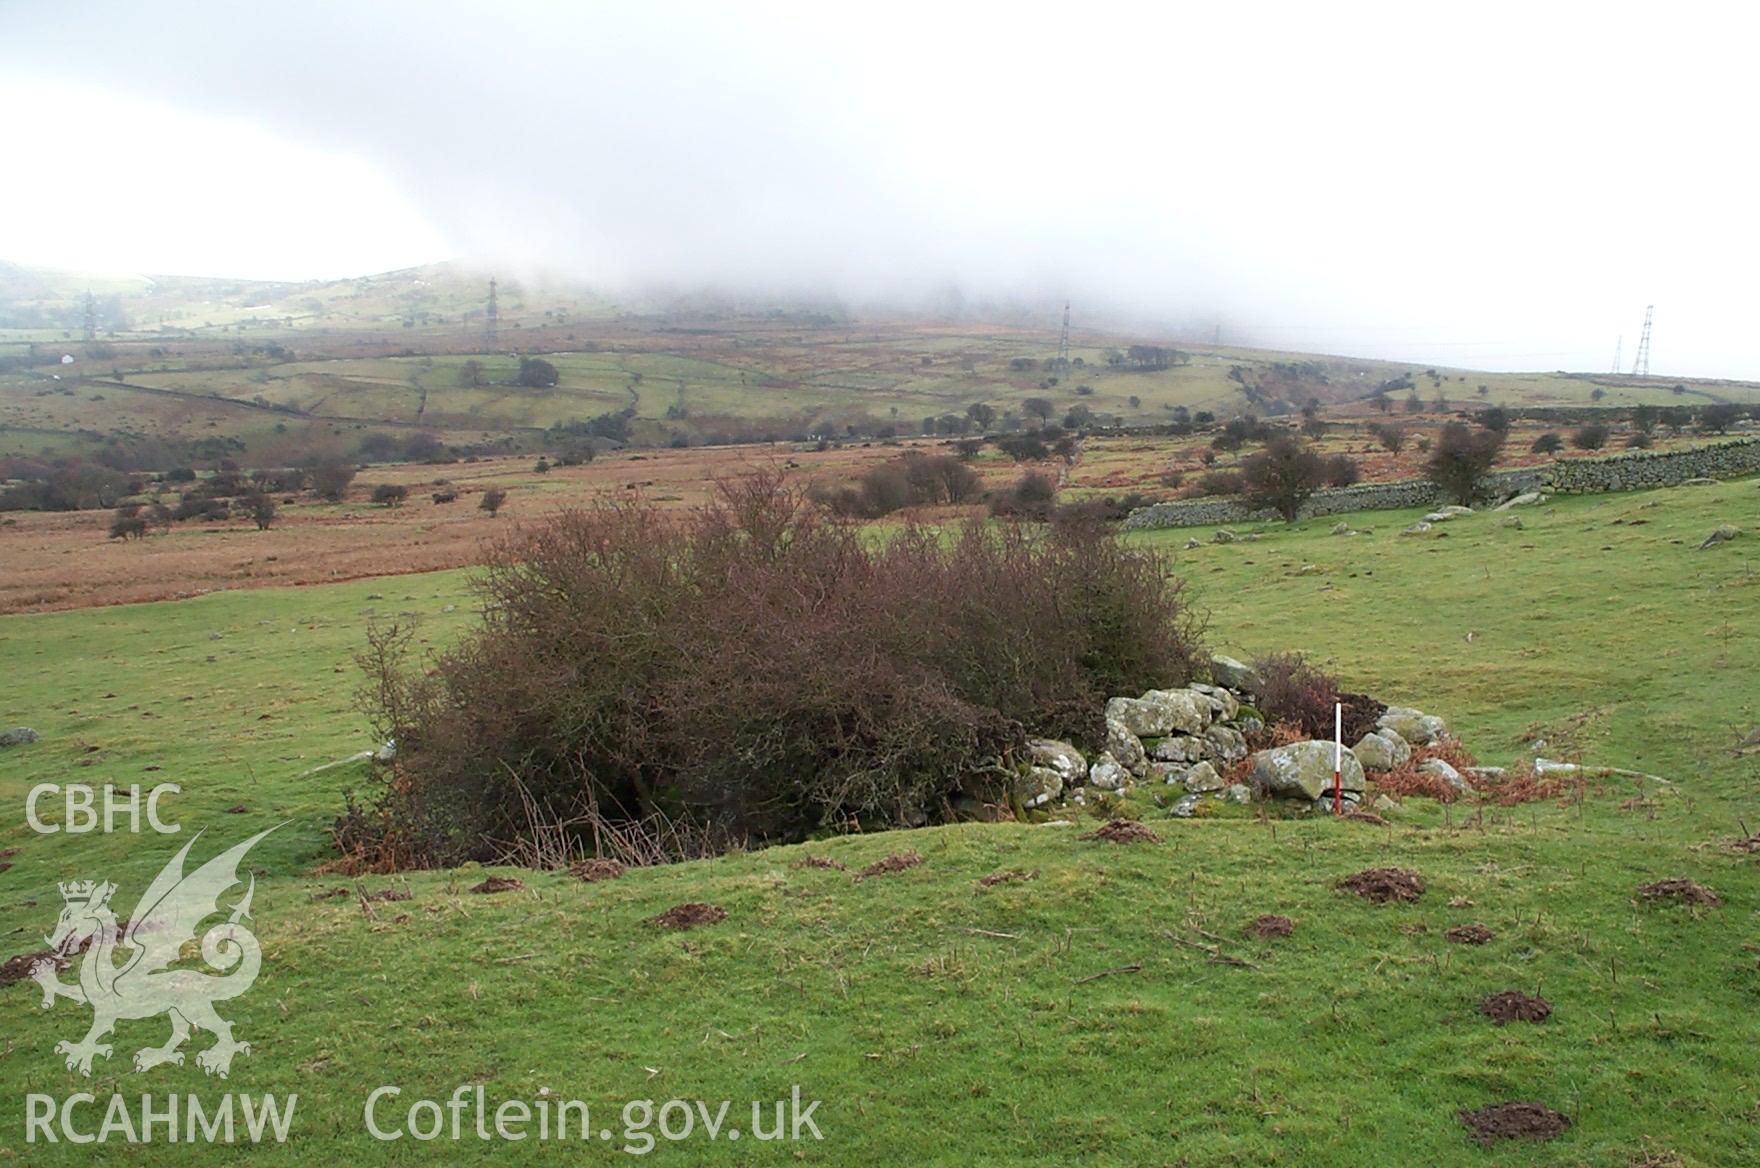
1, 477, 1757, 1163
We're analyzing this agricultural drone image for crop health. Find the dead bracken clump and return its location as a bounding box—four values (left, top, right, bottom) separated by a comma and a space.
361, 887, 413, 903
1247, 914, 1294, 938
791, 855, 847, 871
977, 868, 1035, 888
1446, 923, 1495, 945
0, 951, 65, 987
1458, 1101, 1570, 1146
650, 902, 727, 930
1637, 878, 1720, 906
1479, 990, 1553, 1024
857, 852, 924, 879
470, 876, 525, 895
1343, 808, 1389, 826
1082, 819, 1163, 845
571, 858, 627, 882
1340, 867, 1425, 904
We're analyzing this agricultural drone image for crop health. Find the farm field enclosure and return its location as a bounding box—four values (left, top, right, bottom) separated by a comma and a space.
1, 476, 1757, 1164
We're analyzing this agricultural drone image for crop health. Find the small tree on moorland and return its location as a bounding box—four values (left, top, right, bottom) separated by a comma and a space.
1531, 431, 1564, 454
355, 472, 1203, 866
245, 491, 277, 530
1323, 452, 1361, 487
1240, 437, 1326, 521
1370, 423, 1406, 453
516, 357, 559, 388
1571, 423, 1609, 450
109, 505, 148, 540
479, 488, 507, 516
372, 483, 409, 506
1426, 422, 1504, 505
1699, 403, 1741, 433
308, 462, 356, 502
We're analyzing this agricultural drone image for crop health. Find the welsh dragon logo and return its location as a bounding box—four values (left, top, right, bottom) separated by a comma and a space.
30, 828, 275, 1078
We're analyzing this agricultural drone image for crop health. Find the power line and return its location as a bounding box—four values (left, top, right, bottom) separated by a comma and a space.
1630, 304, 1653, 376
484, 278, 499, 347
1056, 300, 1070, 365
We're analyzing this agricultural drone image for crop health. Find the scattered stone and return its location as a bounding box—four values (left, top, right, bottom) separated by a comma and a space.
1637, 878, 1719, 906
1221, 783, 1251, 804
1184, 537, 1201, 549
1296, 564, 1319, 576
0, 727, 39, 748
1208, 654, 1263, 695
1401, 521, 1432, 535
1502, 515, 1524, 530
1330, 522, 1355, 536
1182, 761, 1224, 793
1027, 739, 1087, 786
1151, 735, 1203, 763
651, 902, 727, 929
1351, 730, 1410, 771
1088, 752, 1130, 790
1016, 765, 1065, 808
1447, 923, 1495, 945
1681, 477, 1716, 486
374, 739, 398, 763
1698, 524, 1740, 550
572, 858, 628, 881
1212, 529, 1236, 544
977, 868, 1035, 888
470, 876, 524, 895
1494, 492, 1544, 510
1340, 867, 1424, 904
1106, 718, 1148, 776
1458, 1102, 1569, 1146
1247, 914, 1293, 938
859, 852, 923, 879
1377, 707, 1447, 745
1419, 757, 1470, 793
1371, 793, 1398, 812
1251, 740, 1367, 801
1168, 793, 1202, 818
1082, 819, 1162, 844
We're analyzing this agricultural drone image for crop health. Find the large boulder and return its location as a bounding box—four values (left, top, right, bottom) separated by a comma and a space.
1106, 718, 1148, 777
1494, 491, 1544, 510
1377, 707, 1448, 746
1028, 739, 1087, 786
1699, 524, 1740, 550
1250, 740, 1366, 801
1106, 690, 1207, 737
1419, 758, 1469, 794
1351, 730, 1411, 772
0, 727, 39, 747
1015, 766, 1064, 809
1209, 654, 1262, 696
1088, 752, 1130, 791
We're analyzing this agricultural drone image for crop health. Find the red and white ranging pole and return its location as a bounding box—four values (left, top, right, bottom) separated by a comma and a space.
1333, 702, 1343, 816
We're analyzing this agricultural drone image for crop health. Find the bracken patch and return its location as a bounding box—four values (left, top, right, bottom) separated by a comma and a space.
1082, 819, 1162, 845
651, 902, 727, 930
1247, 914, 1293, 938
1637, 878, 1720, 906
470, 876, 525, 895
1458, 1101, 1570, 1146
1340, 867, 1424, 903
0, 951, 65, 987
977, 868, 1035, 888
791, 855, 846, 871
571, 858, 627, 882
1479, 990, 1552, 1024
858, 852, 924, 879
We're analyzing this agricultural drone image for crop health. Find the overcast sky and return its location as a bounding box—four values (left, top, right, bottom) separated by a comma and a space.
1, 1, 1754, 377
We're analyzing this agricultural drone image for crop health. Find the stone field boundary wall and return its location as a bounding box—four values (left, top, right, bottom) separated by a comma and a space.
1120, 438, 1760, 530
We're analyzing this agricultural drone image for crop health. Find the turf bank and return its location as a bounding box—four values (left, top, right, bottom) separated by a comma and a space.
24, 1092, 297, 1144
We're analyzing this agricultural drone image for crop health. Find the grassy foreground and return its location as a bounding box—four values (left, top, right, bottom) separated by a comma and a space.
0, 478, 1757, 1164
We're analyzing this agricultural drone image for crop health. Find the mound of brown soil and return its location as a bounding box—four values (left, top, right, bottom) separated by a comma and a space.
571, 858, 627, 882
651, 902, 727, 930
1446, 923, 1495, 945
1479, 990, 1552, 1024
1082, 819, 1163, 845
0, 951, 65, 987
1340, 867, 1425, 903
977, 868, 1035, 888
1458, 1101, 1569, 1145
1638, 878, 1720, 906
791, 855, 846, 871
1247, 914, 1293, 938
471, 876, 525, 895
362, 887, 413, 903
858, 852, 924, 879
